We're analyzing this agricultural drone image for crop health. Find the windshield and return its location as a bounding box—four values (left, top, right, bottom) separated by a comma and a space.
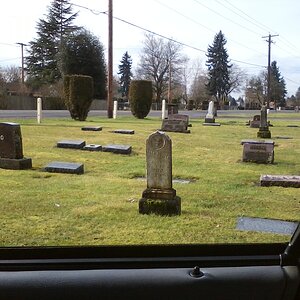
0, 0, 299, 247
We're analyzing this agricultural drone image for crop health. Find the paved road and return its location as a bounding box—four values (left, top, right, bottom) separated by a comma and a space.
0, 109, 298, 120
0, 109, 262, 119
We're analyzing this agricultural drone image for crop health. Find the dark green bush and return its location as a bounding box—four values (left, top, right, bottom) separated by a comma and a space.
63, 75, 94, 121
129, 80, 153, 119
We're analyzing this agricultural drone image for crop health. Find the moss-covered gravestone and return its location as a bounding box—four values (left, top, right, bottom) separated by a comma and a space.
139, 131, 181, 216
0, 122, 32, 170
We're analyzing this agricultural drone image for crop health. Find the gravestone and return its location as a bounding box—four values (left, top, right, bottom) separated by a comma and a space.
0, 122, 32, 170
260, 175, 300, 188
81, 126, 102, 131
168, 114, 192, 127
241, 140, 274, 164
257, 106, 271, 138
139, 131, 181, 216
204, 100, 215, 123
161, 119, 190, 133
57, 140, 86, 149
167, 103, 179, 115
249, 115, 260, 128
44, 161, 84, 175
102, 144, 132, 154
82, 144, 102, 151
113, 129, 135, 135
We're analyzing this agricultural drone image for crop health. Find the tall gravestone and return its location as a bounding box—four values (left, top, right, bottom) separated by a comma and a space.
0, 122, 32, 169
257, 106, 271, 138
139, 131, 181, 216
204, 100, 215, 123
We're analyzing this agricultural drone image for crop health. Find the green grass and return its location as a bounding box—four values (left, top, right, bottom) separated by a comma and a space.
0, 113, 299, 246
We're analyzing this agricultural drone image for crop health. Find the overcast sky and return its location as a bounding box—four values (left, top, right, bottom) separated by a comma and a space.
1, 0, 300, 97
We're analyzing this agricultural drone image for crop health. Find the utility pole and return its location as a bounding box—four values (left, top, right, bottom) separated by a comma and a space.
107, 0, 113, 118
262, 34, 279, 109
16, 42, 26, 84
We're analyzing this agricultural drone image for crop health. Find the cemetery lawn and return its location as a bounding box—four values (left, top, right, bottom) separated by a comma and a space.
0, 113, 299, 246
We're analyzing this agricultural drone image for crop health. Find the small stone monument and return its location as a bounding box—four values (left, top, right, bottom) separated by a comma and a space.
249, 115, 260, 128
0, 122, 32, 170
241, 140, 274, 164
257, 106, 271, 138
204, 100, 215, 123
139, 131, 181, 216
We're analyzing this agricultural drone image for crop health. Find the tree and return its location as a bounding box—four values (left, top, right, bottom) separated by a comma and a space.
269, 61, 287, 107
58, 29, 107, 99
26, 0, 79, 88
245, 75, 266, 109
206, 31, 232, 107
118, 52, 133, 99
136, 33, 187, 104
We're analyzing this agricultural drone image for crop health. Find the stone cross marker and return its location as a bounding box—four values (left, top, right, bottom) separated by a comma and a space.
0, 122, 32, 169
139, 131, 181, 216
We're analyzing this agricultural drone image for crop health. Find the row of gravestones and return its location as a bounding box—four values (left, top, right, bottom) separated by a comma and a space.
1, 112, 299, 217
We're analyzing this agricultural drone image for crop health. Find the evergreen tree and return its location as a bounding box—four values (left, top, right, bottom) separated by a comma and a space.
26, 0, 79, 87
59, 29, 107, 99
118, 52, 133, 99
270, 61, 287, 107
206, 31, 232, 107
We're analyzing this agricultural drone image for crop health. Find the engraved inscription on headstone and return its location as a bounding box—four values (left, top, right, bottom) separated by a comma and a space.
0, 122, 32, 170
242, 140, 274, 164
139, 131, 181, 215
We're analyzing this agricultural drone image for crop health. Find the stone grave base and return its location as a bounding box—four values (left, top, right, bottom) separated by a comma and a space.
139, 196, 181, 216
257, 128, 271, 138
44, 161, 84, 175
113, 129, 135, 134
0, 157, 32, 170
204, 117, 215, 123
260, 175, 300, 188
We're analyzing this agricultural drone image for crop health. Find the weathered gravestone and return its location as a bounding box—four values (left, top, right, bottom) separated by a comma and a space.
260, 175, 300, 188
257, 106, 271, 138
204, 100, 215, 123
0, 122, 32, 170
168, 114, 192, 127
249, 115, 260, 128
161, 119, 190, 133
139, 131, 181, 216
241, 140, 274, 164
44, 161, 84, 175
167, 103, 179, 116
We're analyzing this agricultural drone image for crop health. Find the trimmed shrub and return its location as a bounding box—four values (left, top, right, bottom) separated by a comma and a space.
129, 80, 153, 119
63, 75, 94, 121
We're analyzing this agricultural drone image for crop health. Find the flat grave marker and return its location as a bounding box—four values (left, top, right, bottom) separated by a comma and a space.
113, 129, 135, 135
236, 216, 298, 235
57, 140, 86, 149
260, 175, 300, 188
44, 161, 84, 175
81, 126, 102, 131
102, 144, 132, 154
82, 144, 102, 151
